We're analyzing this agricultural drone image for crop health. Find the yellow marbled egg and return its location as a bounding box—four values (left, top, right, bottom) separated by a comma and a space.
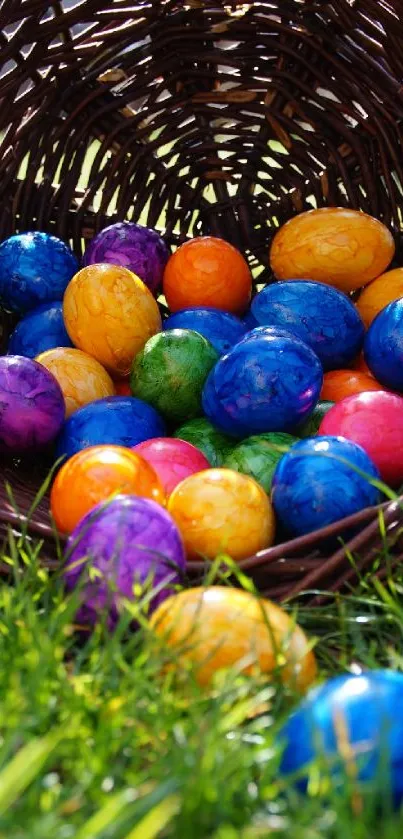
270, 208, 395, 293
167, 467, 275, 562
36, 347, 115, 417
63, 264, 162, 376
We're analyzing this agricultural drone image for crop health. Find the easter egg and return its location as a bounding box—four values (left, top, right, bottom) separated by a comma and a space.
321, 369, 384, 402
55, 396, 166, 461
163, 307, 247, 355
272, 436, 381, 537
51, 444, 165, 533
0, 355, 65, 453
130, 329, 218, 424
64, 495, 185, 623
356, 267, 403, 327
223, 432, 299, 493
173, 417, 234, 466
7, 302, 73, 358
36, 348, 115, 418
133, 438, 210, 497
202, 327, 323, 436
0, 232, 78, 314
270, 208, 395, 293
296, 400, 335, 437
167, 468, 275, 561
83, 221, 169, 295
63, 263, 162, 376
319, 391, 403, 487
251, 280, 365, 370
280, 670, 403, 803
364, 298, 403, 393
163, 236, 252, 315
150, 586, 317, 690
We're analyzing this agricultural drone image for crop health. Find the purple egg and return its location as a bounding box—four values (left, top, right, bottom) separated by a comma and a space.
83, 222, 170, 295
0, 355, 65, 453
64, 495, 186, 625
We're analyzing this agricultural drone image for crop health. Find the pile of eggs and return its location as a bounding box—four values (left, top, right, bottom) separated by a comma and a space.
0, 209, 403, 688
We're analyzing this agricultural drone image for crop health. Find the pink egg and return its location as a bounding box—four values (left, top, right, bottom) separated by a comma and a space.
133, 437, 210, 496
318, 390, 403, 487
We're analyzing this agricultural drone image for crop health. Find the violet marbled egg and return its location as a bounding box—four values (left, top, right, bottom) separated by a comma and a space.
64, 495, 186, 624
0, 355, 65, 452
83, 222, 170, 295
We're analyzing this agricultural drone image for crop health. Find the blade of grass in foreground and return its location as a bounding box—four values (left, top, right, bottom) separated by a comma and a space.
0, 732, 61, 816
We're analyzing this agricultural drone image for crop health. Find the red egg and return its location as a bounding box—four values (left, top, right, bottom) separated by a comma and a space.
319, 391, 403, 487
133, 437, 210, 497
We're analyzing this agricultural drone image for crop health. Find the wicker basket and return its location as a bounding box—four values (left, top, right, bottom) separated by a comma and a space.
1, 0, 403, 601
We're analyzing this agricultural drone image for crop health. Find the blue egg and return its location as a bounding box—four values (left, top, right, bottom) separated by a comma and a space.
364, 298, 403, 393
163, 307, 247, 356
55, 396, 166, 460
7, 302, 73, 358
251, 280, 365, 370
280, 670, 403, 804
0, 232, 78, 314
271, 435, 380, 536
202, 327, 323, 436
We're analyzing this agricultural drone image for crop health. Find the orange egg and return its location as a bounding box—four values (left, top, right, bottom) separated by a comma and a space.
150, 586, 317, 690
163, 236, 252, 315
50, 444, 165, 534
167, 468, 275, 562
36, 347, 115, 418
270, 208, 395, 293
321, 369, 385, 402
356, 267, 403, 327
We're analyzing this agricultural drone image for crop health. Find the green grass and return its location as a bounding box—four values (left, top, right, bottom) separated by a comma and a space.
1, 520, 403, 837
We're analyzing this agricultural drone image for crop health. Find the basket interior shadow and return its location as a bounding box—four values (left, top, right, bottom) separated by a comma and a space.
1, 0, 403, 600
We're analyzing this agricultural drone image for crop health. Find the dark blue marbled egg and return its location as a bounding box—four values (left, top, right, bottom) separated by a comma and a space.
83, 222, 170, 295
7, 302, 73, 358
56, 396, 166, 461
364, 298, 403, 393
241, 308, 259, 331
163, 307, 247, 355
271, 435, 380, 536
0, 232, 78, 314
280, 670, 403, 804
202, 327, 323, 436
251, 280, 365, 370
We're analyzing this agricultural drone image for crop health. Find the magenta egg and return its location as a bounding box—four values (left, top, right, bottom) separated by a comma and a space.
133, 437, 210, 496
319, 390, 403, 487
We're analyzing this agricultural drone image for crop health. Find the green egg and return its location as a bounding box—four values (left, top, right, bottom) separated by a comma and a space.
173, 417, 234, 467
130, 329, 218, 425
297, 401, 335, 438
223, 431, 299, 493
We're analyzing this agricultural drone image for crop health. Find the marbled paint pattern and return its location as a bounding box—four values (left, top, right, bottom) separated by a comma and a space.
0, 232, 78, 313
130, 329, 218, 424
271, 435, 380, 536
202, 327, 323, 436
65, 495, 185, 623
251, 280, 365, 370
55, 395, 166, 460
83, 222, 170, 295
0, 355, 65, 452
8, 302, 73, 358
364, 298, 403, 392
163, 307, 247, 355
